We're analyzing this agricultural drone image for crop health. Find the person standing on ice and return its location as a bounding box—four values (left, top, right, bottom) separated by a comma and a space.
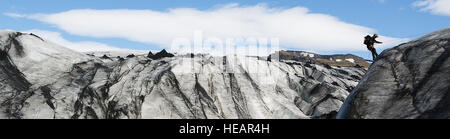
364, 34, 382, 60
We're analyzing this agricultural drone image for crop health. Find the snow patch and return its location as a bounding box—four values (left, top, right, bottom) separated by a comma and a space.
345, 58, 355, 63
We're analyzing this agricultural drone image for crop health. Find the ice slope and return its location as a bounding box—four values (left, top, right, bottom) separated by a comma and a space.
0, 31, 89, 85
337, 28, 450, 119
0, 30, 366, 119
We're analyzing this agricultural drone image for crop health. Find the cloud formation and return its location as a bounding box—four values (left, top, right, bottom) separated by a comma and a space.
4, 13, 26, 18
9, 4, 407, 53
23, 29, 123, 52
413, 0, 450, 16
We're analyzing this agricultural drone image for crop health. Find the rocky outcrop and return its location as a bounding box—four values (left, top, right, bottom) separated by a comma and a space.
0, 30, 365, 119
126, 54, 135, 58
147, 51, 154, 58
147, 49, 174, 60
337, 28, 450, 119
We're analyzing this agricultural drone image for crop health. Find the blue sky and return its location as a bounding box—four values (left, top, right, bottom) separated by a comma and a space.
1, 0, 449, 59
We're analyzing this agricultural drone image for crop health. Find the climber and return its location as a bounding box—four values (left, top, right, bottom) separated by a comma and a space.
364, 34, 382, 60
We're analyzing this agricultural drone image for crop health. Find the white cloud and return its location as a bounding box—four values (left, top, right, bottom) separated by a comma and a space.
413, 0, 450, 16
9, 4, 407, 53
4, 13, 26, 18
22, 29, 124, 52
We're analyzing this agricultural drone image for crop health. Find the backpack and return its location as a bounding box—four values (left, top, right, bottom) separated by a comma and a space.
363, 35, 371, 45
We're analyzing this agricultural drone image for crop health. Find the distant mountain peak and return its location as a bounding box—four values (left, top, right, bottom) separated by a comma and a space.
272, 50, 370, 68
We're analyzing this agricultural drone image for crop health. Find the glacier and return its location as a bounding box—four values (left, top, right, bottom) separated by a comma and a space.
0, 30, 366, 119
